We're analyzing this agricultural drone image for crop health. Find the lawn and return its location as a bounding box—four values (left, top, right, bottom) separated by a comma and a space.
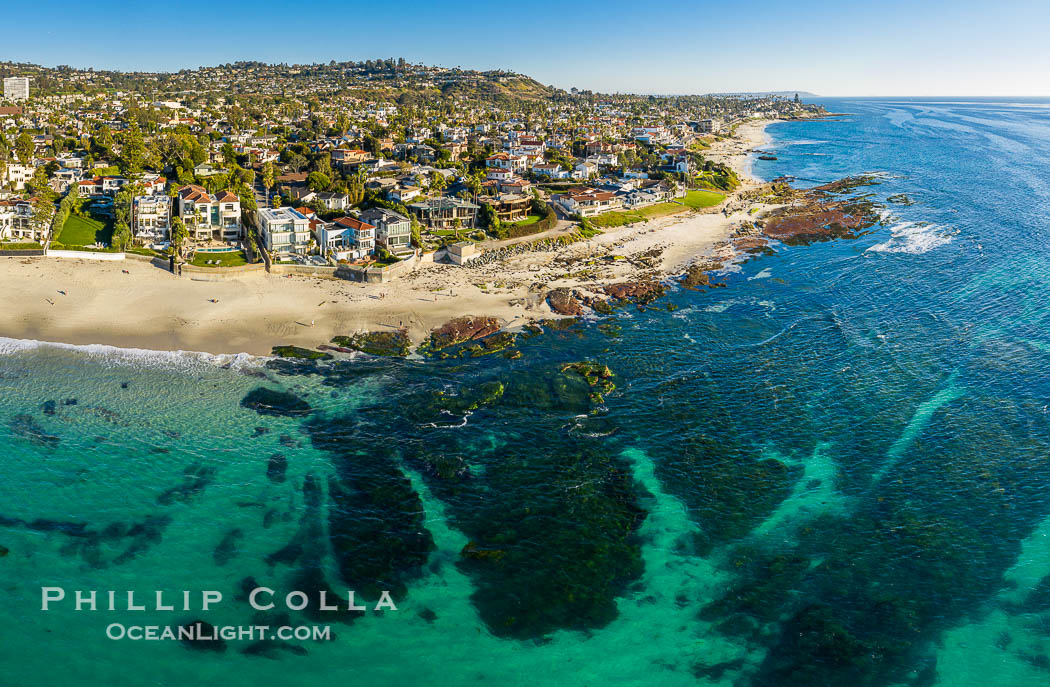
56, 214, 112, 247
682, 189, 725, 208
590, 202, 687, 228
190, 250, 248, 267
590, 191, 726, 229
510, 214, 541, 226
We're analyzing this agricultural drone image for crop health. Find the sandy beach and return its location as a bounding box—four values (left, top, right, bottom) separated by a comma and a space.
0, 120, 775, 356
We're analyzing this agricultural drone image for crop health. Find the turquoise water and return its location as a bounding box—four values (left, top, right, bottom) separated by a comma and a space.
4, 98, 1050, 685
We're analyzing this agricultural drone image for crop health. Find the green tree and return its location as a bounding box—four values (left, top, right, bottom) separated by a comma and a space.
347, 173, 366, 206
119, 123, 145, 177
30, 195, 56, 240
429, 171, 447, 195
306, 171, 331, 192
261, 162, 276, 196
111, 221, 133, 250
28, 165, 54, 198
15, 132, 34, 164
170, 216, 188, 253
287, 154, 307, 173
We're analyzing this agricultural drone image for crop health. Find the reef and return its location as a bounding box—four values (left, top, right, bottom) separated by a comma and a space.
179, 620, 227, 653
448, 332, 518, 358
266, 453, 288, 483
547, 288, 585, 316
301, 420, 436, 603
422, 316, 502, 353
761, 196, 880, 245
448, 440, 647, 639
271, 345, 333, 361
213, 529, 243, 566
10, 414, 59, 446
241, 387, 312, 417
604, 280, 666, 305
329, 330, 411, 357
157, 463, 217, 506
560, 362, 616, 404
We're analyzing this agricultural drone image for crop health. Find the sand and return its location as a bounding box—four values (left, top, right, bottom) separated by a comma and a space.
0, 120, 775, 356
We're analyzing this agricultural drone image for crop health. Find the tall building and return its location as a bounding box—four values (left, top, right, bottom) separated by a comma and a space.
3, 77, 30, 101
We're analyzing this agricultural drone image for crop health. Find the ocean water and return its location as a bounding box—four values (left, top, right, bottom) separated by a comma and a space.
4, 98, 1050, 686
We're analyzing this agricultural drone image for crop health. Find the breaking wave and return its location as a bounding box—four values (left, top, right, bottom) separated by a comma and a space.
867, 221, 956, 254
0, 336, 265, 371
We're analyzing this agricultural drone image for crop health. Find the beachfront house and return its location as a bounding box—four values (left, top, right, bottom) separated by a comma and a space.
479, 193, 532, 224
358, 207, 413, 255
132, 195, 172, 243
0, 199, 42, 242
554, 189, 623, 217
258, 206, 313, 256
408, 197, 479, 230
318, 215, 375, 260
176, 185, 242, 242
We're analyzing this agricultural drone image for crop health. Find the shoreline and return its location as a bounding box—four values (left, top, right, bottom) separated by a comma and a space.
0, 120, 779, 357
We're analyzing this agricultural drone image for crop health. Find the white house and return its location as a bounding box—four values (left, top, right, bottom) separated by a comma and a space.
177, 185, 242, 241
132, 195, 172, 243
555, 189, 623, 218
573, 162, 598, 180
388, 186, 422, 203
318, 216, 375, 260
531, 163, 567, 179
258, 206, 313, 255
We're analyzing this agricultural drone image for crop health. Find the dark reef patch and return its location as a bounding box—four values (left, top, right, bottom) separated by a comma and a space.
241, 387, 312, 417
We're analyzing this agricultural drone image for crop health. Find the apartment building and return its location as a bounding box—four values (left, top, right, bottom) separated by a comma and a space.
3, 77, 30, 101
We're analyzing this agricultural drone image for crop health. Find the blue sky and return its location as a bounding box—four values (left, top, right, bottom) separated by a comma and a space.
4, 0, 1049, 96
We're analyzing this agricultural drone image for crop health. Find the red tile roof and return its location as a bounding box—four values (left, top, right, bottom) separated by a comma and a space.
333, 216, 375, 231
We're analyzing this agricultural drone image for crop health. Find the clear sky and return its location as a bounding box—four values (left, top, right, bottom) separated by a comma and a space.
4, 0, 1049, 96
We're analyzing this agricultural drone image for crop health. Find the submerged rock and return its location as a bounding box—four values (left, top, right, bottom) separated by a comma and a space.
157, 463, 217, 506
213, 529, 244, 567
560, 361, 617, 404
271, 345, 333, 361
179, 620, 227, 653
11, 414, 60, 446
330, 330, 411, 357
241, 640, 307, 659
267, 453, 288, 483
241, 388, 312, 417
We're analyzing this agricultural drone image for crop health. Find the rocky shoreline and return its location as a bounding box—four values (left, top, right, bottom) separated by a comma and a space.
275, 172, 886, 362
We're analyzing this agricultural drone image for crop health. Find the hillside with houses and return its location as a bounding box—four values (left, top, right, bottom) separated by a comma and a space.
0, 60, 824, 273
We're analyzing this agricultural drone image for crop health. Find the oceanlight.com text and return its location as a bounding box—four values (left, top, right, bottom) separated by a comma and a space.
105, 622, 332, 642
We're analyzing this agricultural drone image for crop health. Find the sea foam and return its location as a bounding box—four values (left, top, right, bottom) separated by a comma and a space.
867, 221, 956, 254
0, 336, 265, 371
